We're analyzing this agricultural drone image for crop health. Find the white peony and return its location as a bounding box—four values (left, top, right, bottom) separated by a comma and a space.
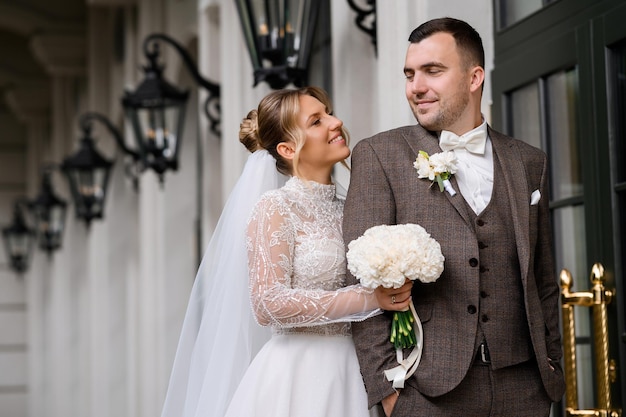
346, 223, 444, 289
428, 151, 458, 176
414, 153, 435, 180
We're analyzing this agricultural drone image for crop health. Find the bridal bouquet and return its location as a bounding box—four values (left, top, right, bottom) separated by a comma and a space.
346, 223, 444, 387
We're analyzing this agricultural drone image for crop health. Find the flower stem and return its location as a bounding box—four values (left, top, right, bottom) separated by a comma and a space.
390, 310, 417, 349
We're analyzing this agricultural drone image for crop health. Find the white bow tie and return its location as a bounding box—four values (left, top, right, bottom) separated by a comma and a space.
439, 130, 487, 155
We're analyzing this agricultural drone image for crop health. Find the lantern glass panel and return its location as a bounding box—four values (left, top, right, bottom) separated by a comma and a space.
2, 224, 34, 273
66, 167, 109, 220
128, 103, 186, 172
291, 0, 316, 68
266, 0, 281, 52
235, 0, 263, 70
8, 234, 30, 258
251, 0, 269, 39
35, 204, 66, 250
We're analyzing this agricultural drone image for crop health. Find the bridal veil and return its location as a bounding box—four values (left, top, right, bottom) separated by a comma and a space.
160, 150, 286, 417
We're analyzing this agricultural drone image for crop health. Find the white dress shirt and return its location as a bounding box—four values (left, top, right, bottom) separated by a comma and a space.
439, 120, 493, 214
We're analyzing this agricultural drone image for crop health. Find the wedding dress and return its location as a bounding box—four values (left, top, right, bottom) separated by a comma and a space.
224, 177, 382, 417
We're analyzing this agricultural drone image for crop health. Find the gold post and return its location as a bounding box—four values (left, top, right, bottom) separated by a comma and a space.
559, 263, 621, 417
589, 264, 613, 411
560, 268, 594, 410
561, 269, 578, 409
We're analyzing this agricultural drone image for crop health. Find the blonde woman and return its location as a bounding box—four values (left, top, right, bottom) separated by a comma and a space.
224, 87, 411, 417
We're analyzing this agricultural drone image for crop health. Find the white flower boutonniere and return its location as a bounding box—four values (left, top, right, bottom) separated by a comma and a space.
414, 150, 458, 196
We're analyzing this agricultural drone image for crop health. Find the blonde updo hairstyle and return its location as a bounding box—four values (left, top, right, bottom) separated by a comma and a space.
239, 86, 349, 177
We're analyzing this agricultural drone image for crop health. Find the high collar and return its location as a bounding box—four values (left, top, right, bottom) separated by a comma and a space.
283, 176, 337, 202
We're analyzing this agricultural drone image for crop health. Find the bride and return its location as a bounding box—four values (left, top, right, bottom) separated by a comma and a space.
160, 86, 412, 417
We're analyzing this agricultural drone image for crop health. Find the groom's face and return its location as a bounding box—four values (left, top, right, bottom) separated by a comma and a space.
403, 32, 473, 134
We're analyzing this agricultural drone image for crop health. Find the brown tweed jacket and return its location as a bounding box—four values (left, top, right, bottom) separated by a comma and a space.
343, 124, 565, 408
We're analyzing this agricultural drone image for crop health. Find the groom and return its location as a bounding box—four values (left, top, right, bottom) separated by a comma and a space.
343, 17, 565, 417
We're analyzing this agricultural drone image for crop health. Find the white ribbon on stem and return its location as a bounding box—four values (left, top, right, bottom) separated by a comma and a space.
442, 179, 456, 196
383, 301, 423, 389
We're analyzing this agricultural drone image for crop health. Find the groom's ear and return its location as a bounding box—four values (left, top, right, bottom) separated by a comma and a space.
276, 142, 295, 160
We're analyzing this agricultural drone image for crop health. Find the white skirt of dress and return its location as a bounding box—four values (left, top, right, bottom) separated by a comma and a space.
223, 333, 381, 417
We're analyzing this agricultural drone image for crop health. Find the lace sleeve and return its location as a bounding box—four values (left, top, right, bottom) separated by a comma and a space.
246, 195, 380, 328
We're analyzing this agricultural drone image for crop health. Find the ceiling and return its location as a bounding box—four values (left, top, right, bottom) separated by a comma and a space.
0, 0, 86, 202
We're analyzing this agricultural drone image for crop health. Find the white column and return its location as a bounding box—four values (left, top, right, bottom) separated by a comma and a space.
133, 2, 168, 417
197, 1, 223, 245
331, 1, 379, 143
84, 7, 121, 417
30, 31, 87, 417
23, 121, 49, 417
25, 257, 45, 417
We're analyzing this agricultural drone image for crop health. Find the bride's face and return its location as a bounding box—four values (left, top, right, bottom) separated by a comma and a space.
295, 94, 350, 175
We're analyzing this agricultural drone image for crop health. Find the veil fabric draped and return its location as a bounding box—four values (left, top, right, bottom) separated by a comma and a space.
160, 150, 287, 417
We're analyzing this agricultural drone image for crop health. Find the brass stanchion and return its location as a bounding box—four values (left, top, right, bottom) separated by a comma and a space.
560, 263, 621, 417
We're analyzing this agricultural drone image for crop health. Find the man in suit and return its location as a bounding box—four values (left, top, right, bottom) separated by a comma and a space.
343, 17, 565, 416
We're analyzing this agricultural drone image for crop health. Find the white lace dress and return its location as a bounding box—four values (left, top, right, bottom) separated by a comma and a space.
223, 177, 381, 417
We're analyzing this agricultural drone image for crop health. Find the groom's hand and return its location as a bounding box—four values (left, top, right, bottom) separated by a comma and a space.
382, 391, 400, 416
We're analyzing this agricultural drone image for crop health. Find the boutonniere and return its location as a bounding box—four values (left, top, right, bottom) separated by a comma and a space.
413, 150, 458, 196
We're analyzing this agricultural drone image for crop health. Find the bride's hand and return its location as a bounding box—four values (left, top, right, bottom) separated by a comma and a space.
375, 279, 413, 311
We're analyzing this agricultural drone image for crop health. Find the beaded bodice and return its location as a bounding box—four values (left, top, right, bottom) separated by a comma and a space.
246, 177, 378, 336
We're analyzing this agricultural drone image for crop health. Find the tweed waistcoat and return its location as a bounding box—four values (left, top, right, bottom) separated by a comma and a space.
466, 153, 533, 369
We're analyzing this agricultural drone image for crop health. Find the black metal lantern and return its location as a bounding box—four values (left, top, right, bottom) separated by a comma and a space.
122, 33, 221, 184
2, 203, 36, 274
346, 0, 377, 54
235, 0, 322, 89
79, 112, 141, 190
29, 168, 68, 255
61, 123, 114, 227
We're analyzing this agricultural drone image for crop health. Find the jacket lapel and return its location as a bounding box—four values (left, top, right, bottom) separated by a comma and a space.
402, 126, 473, 227
489, 128, 531, 282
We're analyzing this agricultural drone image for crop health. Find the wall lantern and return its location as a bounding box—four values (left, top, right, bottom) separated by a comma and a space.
28, 167, 68, 255
346, 0, 377, 54
234, 0, 322, 89
122, 33, 221, 183
61, 117, 115, 227
2, 202, 36, 274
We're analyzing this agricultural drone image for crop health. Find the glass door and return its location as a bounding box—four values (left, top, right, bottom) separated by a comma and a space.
492, 0, 626, 413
